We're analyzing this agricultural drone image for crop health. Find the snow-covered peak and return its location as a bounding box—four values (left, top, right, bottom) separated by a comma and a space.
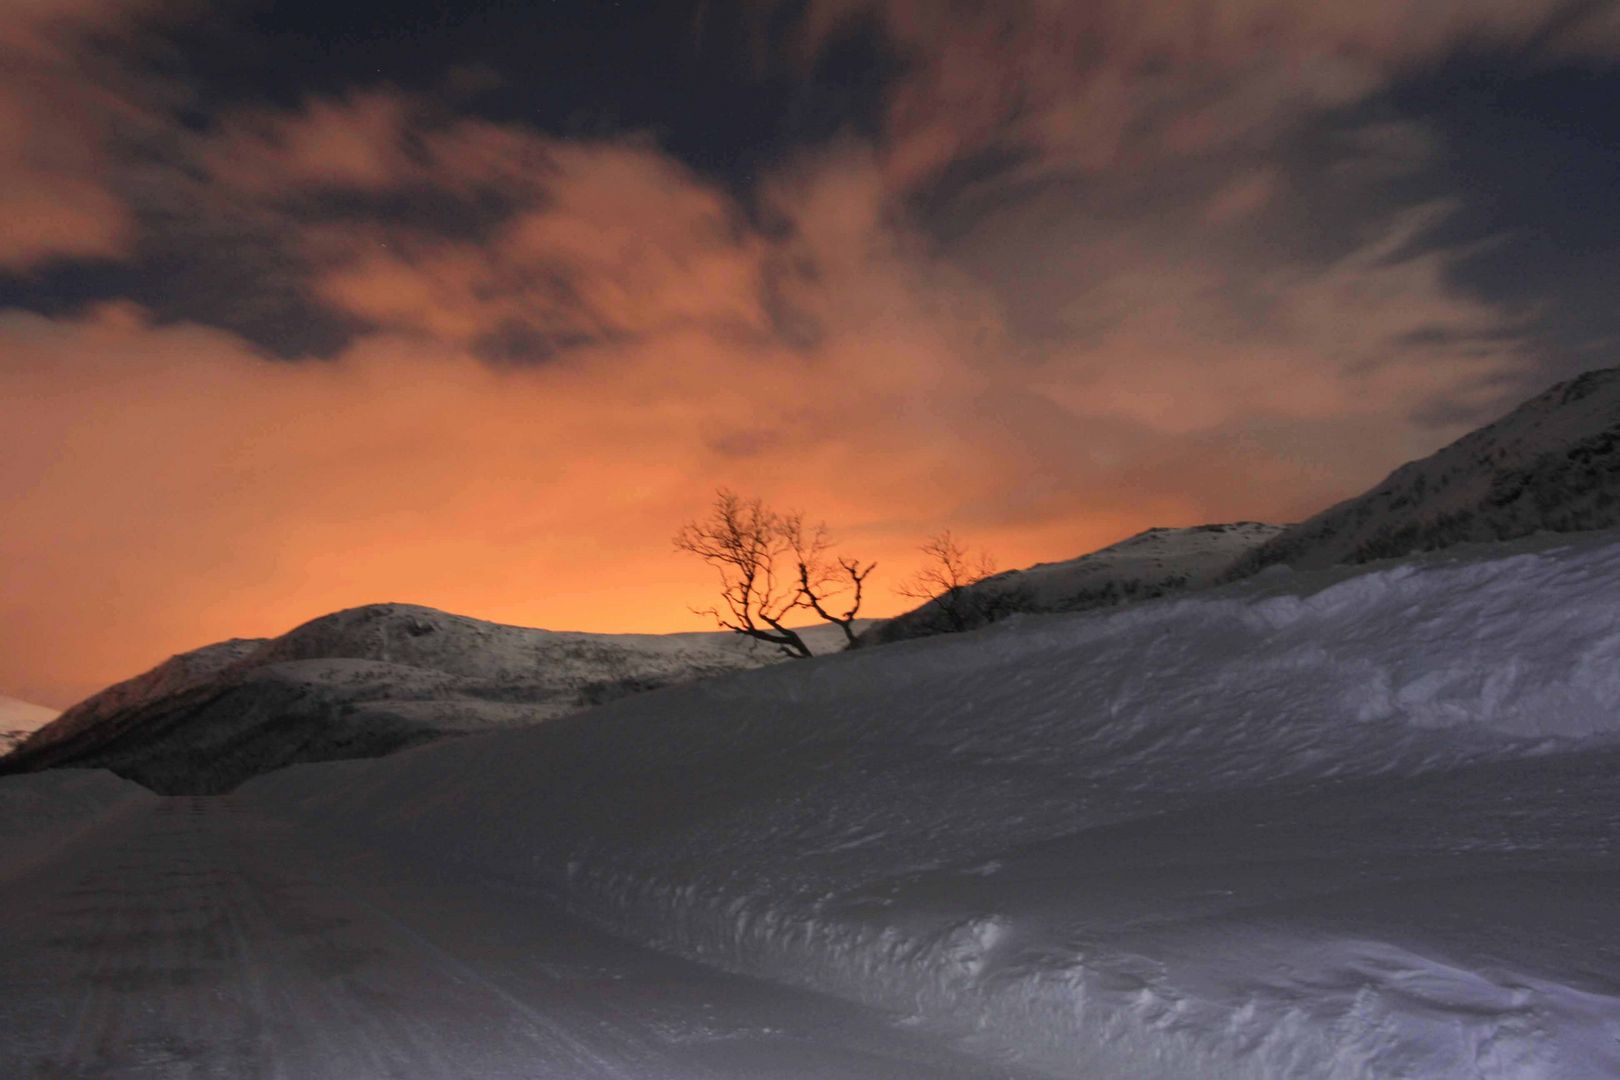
19, 638, 265, 755
0, 695, 60, 755
1232, 366, 1620, 573
233, 602, 854, 679
0, 695, 58, 732
6, 604, 866, 792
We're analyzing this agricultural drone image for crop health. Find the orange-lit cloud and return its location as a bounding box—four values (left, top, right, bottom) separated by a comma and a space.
797, 0, 1620, 194
0, 162, 1528, 707
0, 0, 162, 269
0, 4, 1581, 707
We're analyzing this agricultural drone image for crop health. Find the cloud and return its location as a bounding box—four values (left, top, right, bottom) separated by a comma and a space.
0, 113, 1535, 708
0, 2, 1592, 705
0, 0, 164, 269
795, 0, 1620, 194
203, 91, 416, 195
312, 136, 776, 351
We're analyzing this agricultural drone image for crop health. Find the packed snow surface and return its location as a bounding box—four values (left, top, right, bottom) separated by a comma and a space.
0, 769, 154, 881
249, 533, 1620, 1078
0, 793, 1047, 1079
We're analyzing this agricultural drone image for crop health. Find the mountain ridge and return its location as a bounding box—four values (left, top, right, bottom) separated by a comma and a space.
3, 603, 863, 793
1228, 366, 1620, 575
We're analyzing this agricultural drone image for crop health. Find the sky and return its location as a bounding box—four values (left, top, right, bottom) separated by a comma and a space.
4, 0, 1620, 707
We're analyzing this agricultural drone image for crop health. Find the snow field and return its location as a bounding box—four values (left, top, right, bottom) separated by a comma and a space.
0, 769, 155, 882
247, 534, 1620, 1077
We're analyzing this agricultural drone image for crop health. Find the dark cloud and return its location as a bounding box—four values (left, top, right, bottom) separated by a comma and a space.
6, 0, 1620, 704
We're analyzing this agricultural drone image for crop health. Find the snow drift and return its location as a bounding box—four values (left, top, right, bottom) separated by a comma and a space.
247, 533, 1620, 1078
6, 604, 863, 794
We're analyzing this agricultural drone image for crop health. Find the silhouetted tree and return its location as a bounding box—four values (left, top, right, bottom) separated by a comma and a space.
898, 530, 997, 633
782, 513, 875, 648
675, 490, 873, 657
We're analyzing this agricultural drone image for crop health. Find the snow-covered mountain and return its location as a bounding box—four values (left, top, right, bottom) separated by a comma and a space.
3, 604, 864, 794
862, 521, 1282, 645
870, 367, 1620, 645
247, 533, 1620, 1078
1230, 366, 1620, 575
0, 695, 61, 755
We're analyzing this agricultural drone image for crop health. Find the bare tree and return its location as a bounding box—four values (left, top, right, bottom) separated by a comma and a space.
675, 490, 873, 657
782, 513, 875, 648
898, 530, 997, 633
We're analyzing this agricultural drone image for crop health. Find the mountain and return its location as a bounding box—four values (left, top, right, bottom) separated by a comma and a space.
3, 604, 863, 795
0, 696, 61, 755
868, 366, 1620, 646
861, 522, 1283, 646
1229, 366, 1620, 575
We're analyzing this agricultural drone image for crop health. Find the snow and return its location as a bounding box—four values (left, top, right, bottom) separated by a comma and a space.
865, 522, 1282, 644
7, 604, 870, 793
0, 769, 154, 882
1234, 366, 1620, 573
1002, 522, 1283, 599
0, 792, 1047, 1078
242, 532, 1620, 1078
0, 694, 59, 754
17, 638, 262, 753
0, 694, 59, 732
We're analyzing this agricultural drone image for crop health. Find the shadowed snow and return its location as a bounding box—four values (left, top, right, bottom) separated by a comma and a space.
243, 532, 1620, 1078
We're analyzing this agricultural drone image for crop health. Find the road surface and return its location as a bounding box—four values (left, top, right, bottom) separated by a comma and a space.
0, 796, 1040, 1079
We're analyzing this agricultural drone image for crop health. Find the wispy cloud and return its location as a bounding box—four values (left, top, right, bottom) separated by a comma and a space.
2, 1, 1612, 703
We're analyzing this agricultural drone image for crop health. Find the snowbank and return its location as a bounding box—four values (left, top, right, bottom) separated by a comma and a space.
247, 535, 1620, 1077
0, 770, 155, 882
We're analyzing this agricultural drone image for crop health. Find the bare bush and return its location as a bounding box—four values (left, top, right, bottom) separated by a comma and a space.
898, 530, 997, 633
675, 490, 873, 657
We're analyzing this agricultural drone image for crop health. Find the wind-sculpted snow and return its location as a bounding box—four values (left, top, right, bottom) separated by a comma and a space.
247, 535, 1620, 1078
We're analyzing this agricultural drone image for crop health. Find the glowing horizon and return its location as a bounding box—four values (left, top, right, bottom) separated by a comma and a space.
5, 1, 1617, 706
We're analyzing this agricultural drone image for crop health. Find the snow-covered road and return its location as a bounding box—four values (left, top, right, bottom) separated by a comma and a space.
0, 795, 1039, 1079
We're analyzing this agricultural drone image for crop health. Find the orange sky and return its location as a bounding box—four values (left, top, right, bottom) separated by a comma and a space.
2, 0, 1580, 707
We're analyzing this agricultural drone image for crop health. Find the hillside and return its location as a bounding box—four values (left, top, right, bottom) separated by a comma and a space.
0, 696, 61, 755
1230, 366, 1620, 574
3, 604, 863, 794
862, 521, 1282, 645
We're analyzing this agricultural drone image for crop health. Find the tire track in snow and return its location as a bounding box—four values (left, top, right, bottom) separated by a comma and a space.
0, 795, 1044, 1079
